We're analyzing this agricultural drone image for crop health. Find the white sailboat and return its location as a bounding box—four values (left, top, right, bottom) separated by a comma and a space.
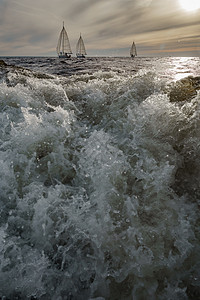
76, 34, 87, 58
56, 22, 72, 58
130, 41, 137, 58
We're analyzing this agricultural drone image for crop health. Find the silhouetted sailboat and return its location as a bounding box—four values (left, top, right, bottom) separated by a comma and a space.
76, 34, 87, 58
56, 22, 72, 58
130, 41, 137, 58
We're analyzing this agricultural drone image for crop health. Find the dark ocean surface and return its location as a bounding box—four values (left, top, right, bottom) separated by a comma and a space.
0, 56, 200, 299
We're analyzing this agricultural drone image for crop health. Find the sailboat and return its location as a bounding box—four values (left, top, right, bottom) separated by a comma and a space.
76, 34, 87, 58
56, 22, 72, 58
130, 41, 137, 58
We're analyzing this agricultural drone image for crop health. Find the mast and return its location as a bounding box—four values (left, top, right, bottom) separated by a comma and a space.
76, 33, 87, 56
62, 21, 65, 54
56, 22, 72, 56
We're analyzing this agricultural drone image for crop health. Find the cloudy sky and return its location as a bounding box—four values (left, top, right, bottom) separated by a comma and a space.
0, 0, 199, 57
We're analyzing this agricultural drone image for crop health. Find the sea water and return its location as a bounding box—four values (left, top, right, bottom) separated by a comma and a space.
0, 56, 200, 299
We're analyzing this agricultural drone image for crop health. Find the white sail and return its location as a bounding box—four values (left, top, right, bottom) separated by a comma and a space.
130, 41, 137, 58
57, 22, 72, 58
76, 34, 87, 58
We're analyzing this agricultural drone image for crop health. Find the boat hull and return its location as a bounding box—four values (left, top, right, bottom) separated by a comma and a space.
76, 55, 85, 58
58, 53, 71, 59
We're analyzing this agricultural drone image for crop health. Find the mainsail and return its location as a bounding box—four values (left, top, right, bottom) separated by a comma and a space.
130, 41, 137, 58
76, 34, 87, 58
56, 22, 72, 58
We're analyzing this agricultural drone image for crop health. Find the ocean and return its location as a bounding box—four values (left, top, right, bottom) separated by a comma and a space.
0, 56, 200, 300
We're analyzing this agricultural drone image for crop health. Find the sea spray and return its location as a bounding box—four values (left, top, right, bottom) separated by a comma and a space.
0, 57, 200, 299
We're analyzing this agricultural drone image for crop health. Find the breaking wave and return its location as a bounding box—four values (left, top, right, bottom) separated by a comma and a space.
0, 58, 200, 299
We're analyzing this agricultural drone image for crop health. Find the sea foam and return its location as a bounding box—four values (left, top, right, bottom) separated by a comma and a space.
0, 58, 200, 299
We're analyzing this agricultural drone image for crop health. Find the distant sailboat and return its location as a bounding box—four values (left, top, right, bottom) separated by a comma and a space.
130, 41, 137, 58
76, 34, 87, 58
56, 22, 72, 58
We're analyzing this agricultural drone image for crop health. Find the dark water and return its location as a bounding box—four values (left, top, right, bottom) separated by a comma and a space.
2, 56, 200, 79
0, 56, 200, 299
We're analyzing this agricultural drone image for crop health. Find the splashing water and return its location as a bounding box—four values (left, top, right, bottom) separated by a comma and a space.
0, 57, 200, 299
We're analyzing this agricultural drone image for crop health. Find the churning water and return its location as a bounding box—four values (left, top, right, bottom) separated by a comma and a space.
0, 56, 200, 299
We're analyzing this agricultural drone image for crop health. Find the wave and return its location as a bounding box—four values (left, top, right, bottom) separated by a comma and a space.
0, 59, 200, 299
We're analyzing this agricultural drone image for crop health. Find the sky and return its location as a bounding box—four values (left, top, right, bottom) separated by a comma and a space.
0, 0, 199, 57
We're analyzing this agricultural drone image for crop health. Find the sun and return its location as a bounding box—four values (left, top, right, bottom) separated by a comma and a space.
179, 0, 200, 11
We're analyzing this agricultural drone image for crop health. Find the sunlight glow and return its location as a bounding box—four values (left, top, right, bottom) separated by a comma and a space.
179, 0, 200, 11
